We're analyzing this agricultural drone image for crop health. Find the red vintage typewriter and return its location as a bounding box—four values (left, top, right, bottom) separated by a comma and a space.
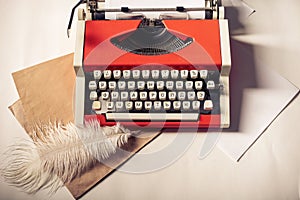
70, 0, 231, 129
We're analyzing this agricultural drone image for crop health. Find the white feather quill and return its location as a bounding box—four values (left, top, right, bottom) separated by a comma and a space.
0, 120, 136, 194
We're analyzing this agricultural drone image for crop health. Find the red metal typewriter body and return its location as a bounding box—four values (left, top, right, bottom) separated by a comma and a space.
73, 2, 231, 129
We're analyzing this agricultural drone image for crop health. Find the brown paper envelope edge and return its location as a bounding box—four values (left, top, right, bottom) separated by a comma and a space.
65, 132, 162, 199
11, 53, 75, 126
12, 53, 74, 100
9, 100, 49, 135
8, 100, 30, 132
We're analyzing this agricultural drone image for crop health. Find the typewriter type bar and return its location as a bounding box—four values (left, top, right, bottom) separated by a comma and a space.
72, 0, 231, 129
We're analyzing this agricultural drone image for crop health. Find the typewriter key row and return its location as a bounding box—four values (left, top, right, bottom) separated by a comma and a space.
92, 69, 212, 80
92, 100, 213, 112
89, 80, 216, 91
90, 91, 207, 102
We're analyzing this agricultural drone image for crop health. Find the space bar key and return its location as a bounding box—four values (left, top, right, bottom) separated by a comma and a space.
105, 113, 199, 121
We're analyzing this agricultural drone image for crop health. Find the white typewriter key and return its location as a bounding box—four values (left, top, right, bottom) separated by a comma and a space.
166, 81, 174, 90
151, 70, 160, 79
92, 101, 101, 110
149, 91, 157, 100
107, 102, 114, 110
89, 81, 97, 90
123, 70, 131, 79
171, 70, 179, 79
185, 81, 193, 90
180, 70, 189, 79
157, 81, 164, 90
187, 91, 196, 100
113, 70, 121, 79
178, 91, 186, 100
183, 101, 191, 110
125, 101, 133, 110
104, 70, 112, 79
176, 81, 184, 90
101, 92, 109, 100
173, 101, 181, 110
163, 101, 171, 110
207, 81, 215, 90
168, 92, 176, 101
132, 70, 140, 79
137, 81, 145, 90
197, 91, 205, 100
192, 101, 201, 110
140, 92, 147, 101
190, 70, 198, 79
195, 81, 203, 90
118, 81, 126, 90
200, 70, 208, 79
99, 81, 107, 90
204, 100, 213, 111
130, 91, 138, 100
142, 70, 150, 79
161, 70, 169, 79
145, 101, 152, 110
116, 102, 124, 110
128, 81, 135, 90
154, 101, 162, 110
135, 101, 143, 110
159, 91, 167, 100
121, 92, 129, 101
108, 81, 116, 90
90, 91, 98, 101
111, 92, 119, 101
147, 81, 155, 90
93, 70, 102, 80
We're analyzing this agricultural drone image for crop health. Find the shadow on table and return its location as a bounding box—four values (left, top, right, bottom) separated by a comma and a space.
224, 5, 258, 132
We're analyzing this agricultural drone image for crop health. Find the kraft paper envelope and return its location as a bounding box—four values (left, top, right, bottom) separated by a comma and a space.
9, 53, 161, 199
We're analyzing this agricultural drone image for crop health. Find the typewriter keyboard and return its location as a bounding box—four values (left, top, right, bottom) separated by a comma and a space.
84, 69, 221, 121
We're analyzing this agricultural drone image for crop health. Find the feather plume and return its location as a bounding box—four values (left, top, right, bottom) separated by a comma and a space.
0, 120, 136, 194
